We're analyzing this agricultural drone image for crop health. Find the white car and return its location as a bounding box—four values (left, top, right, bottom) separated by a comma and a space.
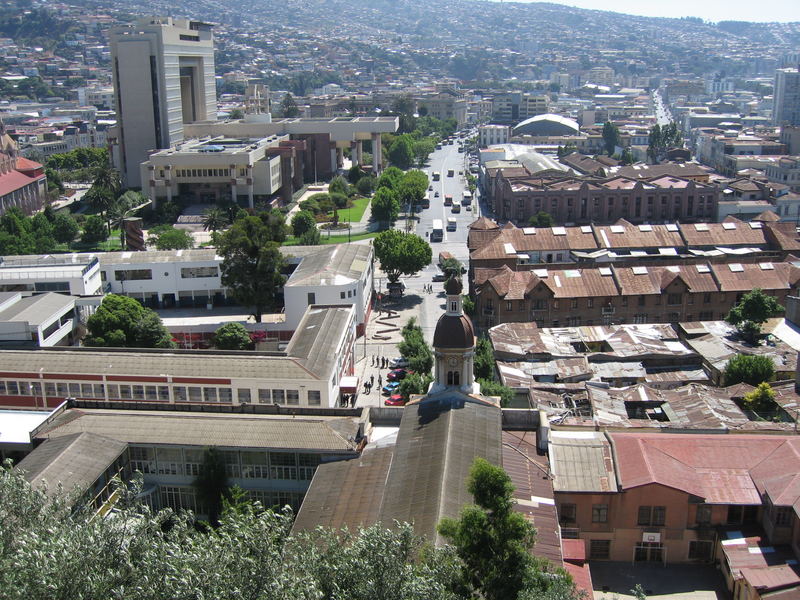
389, 357, 409, 368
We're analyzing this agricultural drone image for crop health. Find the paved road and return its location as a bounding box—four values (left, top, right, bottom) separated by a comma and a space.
652, 89, 673, 126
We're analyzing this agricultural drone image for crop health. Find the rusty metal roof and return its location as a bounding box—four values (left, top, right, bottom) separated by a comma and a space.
549, 430, 617, 493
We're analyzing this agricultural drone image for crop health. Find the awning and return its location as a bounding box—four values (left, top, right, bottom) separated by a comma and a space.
340, 376, 359, 394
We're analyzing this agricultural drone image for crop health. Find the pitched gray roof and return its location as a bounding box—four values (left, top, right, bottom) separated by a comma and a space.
285, 305, 353, 377
17, 431, 127, 498
0, 293, 74, 326
40, 409, 359, 452
285, 244, 371, 287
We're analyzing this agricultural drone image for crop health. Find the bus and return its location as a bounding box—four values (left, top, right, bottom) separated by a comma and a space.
444, 194, 453, 206
431, 219, 443, 242
462, 190, 472, 205
446, 217, 457, 231
432, 171, 441, 181
447, 168, 454, 177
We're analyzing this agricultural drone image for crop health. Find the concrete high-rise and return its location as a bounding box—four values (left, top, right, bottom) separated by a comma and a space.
774, 67, 800, 127
109, 17, 216, 187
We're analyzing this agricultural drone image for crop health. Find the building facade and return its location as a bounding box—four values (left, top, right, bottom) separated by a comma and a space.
774, 68, 800, 126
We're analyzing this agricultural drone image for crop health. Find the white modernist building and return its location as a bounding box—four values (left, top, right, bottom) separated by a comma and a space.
141, 135, 285, 208
109, 17, 216, 188
0, 254, 102, 296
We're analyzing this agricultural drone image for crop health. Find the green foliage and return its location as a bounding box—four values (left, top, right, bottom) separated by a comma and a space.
438, 458, 572, 600
212, 322, 252, 351
398, 372, 433, 400
202, 207, 230, 233
398, 318, 434, 377
742, 382, 778, 414
528, 211, 554, 227
347, 164, 364, 184
373, 229, 432, 283
377, 166, 405, 191
280, 92, 300, 117
356, 175, 376, 196
371, 187, 401, 224
474, 337, 495, 381
193, 448, 230, 527
84, 294, 175, 349
413, 138, 436, 167
398, 170, 429, 207
45, 147, 109, 172
258, 209, 288, 244
602, 121, 621, 156
147, 225, 194, 250
462, 295, 475, 317
620, 147, 635, 165
726, 288, 784, 344
291, 210, 317, 237
0, 207, 56, 255
724, 354, 775, 386
328, 175, 350, 196
299, 227, 322, 245
388, 134, 415, 170
477, 379, 514, 407
216, 216, 286, 323
441, 258, 463, 279
80, 215, 106, 245
647, 121, 683, 163
330, 192, 349, 209
228, 108, 244, 120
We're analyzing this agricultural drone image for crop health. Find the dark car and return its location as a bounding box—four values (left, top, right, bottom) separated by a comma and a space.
434, 191, 440, 197
387, 368, 413, 381
384, 394, 407, 406
432, 273, 446, 282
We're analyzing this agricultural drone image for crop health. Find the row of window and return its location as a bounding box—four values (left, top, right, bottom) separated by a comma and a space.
159, 485, 303, 514
132, 447, 321, 481
586, 539, 713, 561
560, 503, 666, 526
111, 267, 219, 281
0, 380, 323, 407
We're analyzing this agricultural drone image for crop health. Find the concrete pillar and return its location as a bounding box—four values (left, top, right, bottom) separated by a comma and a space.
336, 147, 344, 168
356, 140, 363, 166
230, 179, 237, 204
149, 179, 158, 210
247, 177, 254, 209
372, 133, 382, 172
350, 141, 359, 166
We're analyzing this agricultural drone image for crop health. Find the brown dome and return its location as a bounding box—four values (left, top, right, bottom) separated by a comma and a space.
433, 313, 475, 349
445, 276, 463, 295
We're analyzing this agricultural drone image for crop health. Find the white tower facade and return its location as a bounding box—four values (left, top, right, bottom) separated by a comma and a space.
430, 277, 479, 395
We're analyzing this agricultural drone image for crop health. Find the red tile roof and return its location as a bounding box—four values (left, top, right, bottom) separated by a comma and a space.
0, 170, 41, 197
740, 565, 800, 592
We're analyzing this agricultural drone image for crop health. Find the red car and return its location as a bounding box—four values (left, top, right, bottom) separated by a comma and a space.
387, 368, 413, 382
384, 394, 407, 406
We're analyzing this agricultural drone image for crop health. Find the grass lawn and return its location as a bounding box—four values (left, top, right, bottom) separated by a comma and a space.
320, 196, 370, 223
283, 230, 378, 246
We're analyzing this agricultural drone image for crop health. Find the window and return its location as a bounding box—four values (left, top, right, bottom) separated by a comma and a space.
638, 505, 666, 526
638, 295, 645, 307
340, 291, 346, 299
286, 389, 299, 405
160, 486, 196, 512
688, 540, 713, 560
174, 386, 187, 402
238, 389, 251, 403
184, 448, 204, 477
203, 387, 217, 402
270, 452, 297, 479
571, 299, 578, 309
592, 504, 608, 523
241, 451, 269, 478
130, 446, 156, 473
272, 389, 285, 404
114, 269, 152, 281
188, 387, 202, 402
180, 266, 218, 278
506, 301, 513, 311
156, 448, 183, 475
258, 389, 271, 403
559, 503, 577, 524
308, 390, 321, 406
587, 298, 594, 308
298, 453, 321, 479
307, 293, 316, 305
774, 506, 792, 527
696, 505, 712, 525
590, 540, 611, 560
534, 299, 546, 310
667, 293, 682, 305
218, 388, 232, 403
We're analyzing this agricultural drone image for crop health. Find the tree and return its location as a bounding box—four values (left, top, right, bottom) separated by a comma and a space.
228, 108, 244, 120
398, 372, 433, 400
742, 382, 778, 414
413, 138, 436, 167
280, 92, 300, 117
347, 164, 364, 184
216, 216, 286, 323
212, 322, 252, 350
377, 166, 404, 191
474, 336, 495, 381
299, 227, 321, 245
202, 207, 230, 233
80, 215, 106, 245
724, 354, 775, 386
602, 121, 621, 156
51, 212, 79, 245
528, 211, 553, 227
725, 288, 783, 344
398, 318, 434, 376
193, 448, 230, 527
106, 195, 140, 249
620, 147, 635, 165
477, 379, 514, 407
438, 458, 572, 600
441, 257, 463, 280
84, 294, 175, 348
398, 170, 429, 207
258, 208, 288, 244
356, 175, 376, 197
388, 134, 415, 170
371, 187, 401, 224
328, 175, 350, 197
147, 225, 194, 250
373, 229, 432, 283
291, 210, 317, 238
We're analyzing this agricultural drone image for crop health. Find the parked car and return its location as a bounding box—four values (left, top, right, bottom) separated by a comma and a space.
387, 368, 414, 381
428, 185, 433, 191
382, 381, 400, 394
432, 273, 446, 282
389, 357, 409, 368
384, 394, 407, 406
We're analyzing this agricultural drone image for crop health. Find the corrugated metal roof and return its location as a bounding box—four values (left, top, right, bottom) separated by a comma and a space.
549, 431, 616, 493
285, 244, 371, 287
0, 292, 74, 326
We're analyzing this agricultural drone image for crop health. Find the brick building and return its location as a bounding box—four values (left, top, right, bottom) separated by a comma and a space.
473, 259, 800, 329
491, 172, 719, 225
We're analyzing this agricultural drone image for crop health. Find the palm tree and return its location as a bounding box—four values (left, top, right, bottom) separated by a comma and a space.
202, 206, 230, 233
106, 197, 137, 250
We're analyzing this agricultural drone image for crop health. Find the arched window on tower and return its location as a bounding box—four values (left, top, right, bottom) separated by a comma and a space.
453, 371, 460, 386
450, 301, 457, 312
447, 371, 454, 385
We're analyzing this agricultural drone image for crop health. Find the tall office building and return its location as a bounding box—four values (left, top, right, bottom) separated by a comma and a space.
774, 67, 800, 127
109, 17, 216, 187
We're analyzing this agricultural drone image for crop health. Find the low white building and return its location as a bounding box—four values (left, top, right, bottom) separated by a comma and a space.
478, 124, 511, 148
141, 135, 285, 209
0, 292, 78, 347
0, 254, 102, 296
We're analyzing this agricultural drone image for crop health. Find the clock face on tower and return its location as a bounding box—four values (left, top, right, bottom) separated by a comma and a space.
448, 357, 459, 367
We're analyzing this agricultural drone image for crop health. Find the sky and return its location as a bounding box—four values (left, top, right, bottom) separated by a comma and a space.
501, 0, 800, 23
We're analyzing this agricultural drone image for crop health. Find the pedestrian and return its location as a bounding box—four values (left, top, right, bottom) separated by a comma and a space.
378, 375, 383, 388
370, 374, 375, 386
371, 355, 374, 366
